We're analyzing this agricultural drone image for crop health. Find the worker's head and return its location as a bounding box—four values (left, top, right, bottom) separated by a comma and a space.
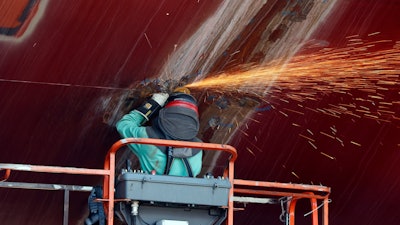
155, 91, 199, 140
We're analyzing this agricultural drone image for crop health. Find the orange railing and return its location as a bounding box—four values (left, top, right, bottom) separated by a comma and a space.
233, 180, 330, 225
0, 138, 238, 225
102, 138, 238, 225
0, 138, 330, 225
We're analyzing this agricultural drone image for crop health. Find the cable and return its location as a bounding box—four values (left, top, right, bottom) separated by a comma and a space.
279, 197, 291, 223
137, 215, 150, 225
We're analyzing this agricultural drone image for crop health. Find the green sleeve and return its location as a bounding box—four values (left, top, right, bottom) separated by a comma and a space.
116, 110, 167, 174
116, 110, 202, 177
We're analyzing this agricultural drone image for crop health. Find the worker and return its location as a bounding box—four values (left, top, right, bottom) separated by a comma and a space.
116, 87, 203, 177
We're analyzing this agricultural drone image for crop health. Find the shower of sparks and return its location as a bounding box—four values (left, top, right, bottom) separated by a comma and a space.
187, 38, 400, 124
186, 37, 399, 182
187, 40, 399, 93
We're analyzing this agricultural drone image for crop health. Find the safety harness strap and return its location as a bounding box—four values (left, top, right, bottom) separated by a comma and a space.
182, 158, 194, 177
165, 146, 194, 177
146, 127, 201, 177
164, 146, 174, 176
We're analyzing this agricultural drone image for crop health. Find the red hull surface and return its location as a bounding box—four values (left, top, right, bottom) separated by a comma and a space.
1, 0, 399, 224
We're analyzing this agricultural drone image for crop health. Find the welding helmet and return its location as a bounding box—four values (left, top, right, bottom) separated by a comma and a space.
155, 91, 199, 140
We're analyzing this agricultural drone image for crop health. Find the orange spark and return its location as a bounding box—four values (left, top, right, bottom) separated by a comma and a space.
186, 40, 399, 94
186, 38, 400, 123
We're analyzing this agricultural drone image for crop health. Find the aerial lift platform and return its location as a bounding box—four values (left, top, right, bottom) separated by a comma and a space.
0, 138, 330, 225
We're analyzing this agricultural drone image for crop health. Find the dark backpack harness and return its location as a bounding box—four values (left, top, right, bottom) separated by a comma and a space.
146, 127, 202, 177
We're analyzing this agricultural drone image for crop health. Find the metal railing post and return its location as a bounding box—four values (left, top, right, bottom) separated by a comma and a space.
63, 189, 70, 225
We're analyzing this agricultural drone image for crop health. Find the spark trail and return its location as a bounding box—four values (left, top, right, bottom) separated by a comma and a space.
187, 37, 399, 183
187, 40, 399, 94
186, 38, 400, 123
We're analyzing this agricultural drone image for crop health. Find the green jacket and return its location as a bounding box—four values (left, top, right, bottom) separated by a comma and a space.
116, 110, 203, 176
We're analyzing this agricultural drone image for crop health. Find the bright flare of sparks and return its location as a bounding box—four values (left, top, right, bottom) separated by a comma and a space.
186, 37, 399, 183
186, 37, 400, 183
186, 38, 400, 124
187, 39, 400, 94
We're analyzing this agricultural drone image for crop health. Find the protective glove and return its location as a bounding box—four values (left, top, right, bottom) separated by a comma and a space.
135, 92, 169, 121
151, 93, 169, 107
